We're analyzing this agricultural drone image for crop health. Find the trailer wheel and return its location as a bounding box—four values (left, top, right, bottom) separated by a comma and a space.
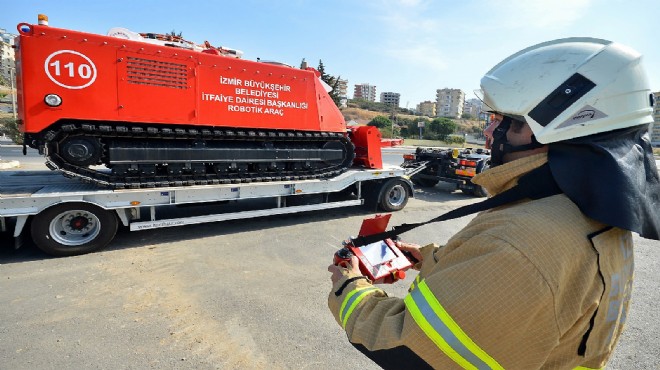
31, 203, 118, 257
472, 184, 489, 198
472, 162, 490, 197
378, 179, 410, 212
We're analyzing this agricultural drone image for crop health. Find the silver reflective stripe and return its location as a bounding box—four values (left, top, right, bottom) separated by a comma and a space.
406, 279, 507, 370
409, 287, 493, 369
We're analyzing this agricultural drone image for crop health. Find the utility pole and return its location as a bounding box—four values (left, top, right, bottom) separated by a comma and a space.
392, 113, 396, 139
9, 67, 16, 120
390, 106, 396, 139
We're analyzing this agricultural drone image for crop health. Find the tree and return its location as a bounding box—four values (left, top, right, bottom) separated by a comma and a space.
317, 60, 329, 81
367, 115, 392, 129
317, 60, 342, 106
398, 117, 430, 138
168, 30, 183, 38
428, 117, 457, 141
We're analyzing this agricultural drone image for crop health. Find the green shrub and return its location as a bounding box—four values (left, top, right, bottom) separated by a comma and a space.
0, 117, 23, 145
445, 135, 466, 145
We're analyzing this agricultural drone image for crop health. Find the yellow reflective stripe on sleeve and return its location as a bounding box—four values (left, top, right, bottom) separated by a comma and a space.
409, 274, 421, 292
404, 280, 504, 370
339, 286, 379, 329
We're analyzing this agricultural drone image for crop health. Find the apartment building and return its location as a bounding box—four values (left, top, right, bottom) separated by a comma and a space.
463, 98, 482, 119
416, 101, 436, 117
333, 78, 348, 108
353, 83, 377, 102
0, 28, 16, 84
335, 78, 348, 99
435, 88, 465, 119
380, 92, 400, 107
652, 91, 660, 147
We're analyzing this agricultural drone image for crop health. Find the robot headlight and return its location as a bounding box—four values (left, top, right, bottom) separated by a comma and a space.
44, 94, 62, 107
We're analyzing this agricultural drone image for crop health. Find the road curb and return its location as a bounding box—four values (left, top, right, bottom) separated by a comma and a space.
0, 160, 20, 169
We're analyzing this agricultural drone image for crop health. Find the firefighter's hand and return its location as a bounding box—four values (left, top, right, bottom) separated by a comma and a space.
328, 255, 362, 284
396, 241, 424, 265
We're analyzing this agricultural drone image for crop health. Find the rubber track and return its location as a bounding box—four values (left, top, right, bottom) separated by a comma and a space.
42, 123, 355, 189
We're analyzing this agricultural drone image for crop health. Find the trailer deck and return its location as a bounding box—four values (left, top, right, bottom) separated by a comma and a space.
1, 167, 413, 256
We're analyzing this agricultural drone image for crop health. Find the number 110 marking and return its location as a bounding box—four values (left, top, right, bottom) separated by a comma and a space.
49, 60, 93, 79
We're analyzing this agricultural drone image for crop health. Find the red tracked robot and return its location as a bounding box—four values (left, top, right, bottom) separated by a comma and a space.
15, 15, 365, 188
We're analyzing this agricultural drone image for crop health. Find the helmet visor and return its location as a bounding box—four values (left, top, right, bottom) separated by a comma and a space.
474, 89, 496, 113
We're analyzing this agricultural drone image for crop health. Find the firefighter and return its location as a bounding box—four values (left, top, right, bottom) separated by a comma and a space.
328, 37, 659, 369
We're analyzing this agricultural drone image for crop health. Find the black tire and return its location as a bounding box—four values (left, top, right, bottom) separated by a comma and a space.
461, 185, 488, 197
472, 162, 490, 198
31, 203, 118, 257
412, 177, 439, 188
378, 179, 410, 212
472, 184, 489, 198
461, 188, 476, 196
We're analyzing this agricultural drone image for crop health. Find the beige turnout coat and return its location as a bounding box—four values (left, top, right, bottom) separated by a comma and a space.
328, 153, 634, 369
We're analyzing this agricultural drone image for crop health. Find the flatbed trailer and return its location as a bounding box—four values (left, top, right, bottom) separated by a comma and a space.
0, 167, 413, 256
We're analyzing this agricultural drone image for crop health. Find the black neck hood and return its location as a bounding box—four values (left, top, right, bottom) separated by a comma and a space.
548, 124, 660, 240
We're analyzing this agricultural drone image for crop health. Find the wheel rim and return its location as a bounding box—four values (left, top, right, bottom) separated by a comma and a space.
49, 209, 101, 246
387, 184, 406, 207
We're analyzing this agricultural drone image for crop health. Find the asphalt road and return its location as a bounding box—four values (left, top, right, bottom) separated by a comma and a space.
0, 146, 659, 369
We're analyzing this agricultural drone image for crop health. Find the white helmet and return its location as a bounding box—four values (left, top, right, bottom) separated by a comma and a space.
479, 37, 654, 144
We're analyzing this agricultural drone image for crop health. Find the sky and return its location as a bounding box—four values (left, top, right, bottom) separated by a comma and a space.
3, 0, 659, 108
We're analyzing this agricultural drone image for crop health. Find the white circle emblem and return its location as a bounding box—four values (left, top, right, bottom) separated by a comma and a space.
44, 50, 98, 90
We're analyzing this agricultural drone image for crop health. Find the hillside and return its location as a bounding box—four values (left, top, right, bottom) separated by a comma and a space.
340, 106, 484, 134
341, 107, 420, 126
